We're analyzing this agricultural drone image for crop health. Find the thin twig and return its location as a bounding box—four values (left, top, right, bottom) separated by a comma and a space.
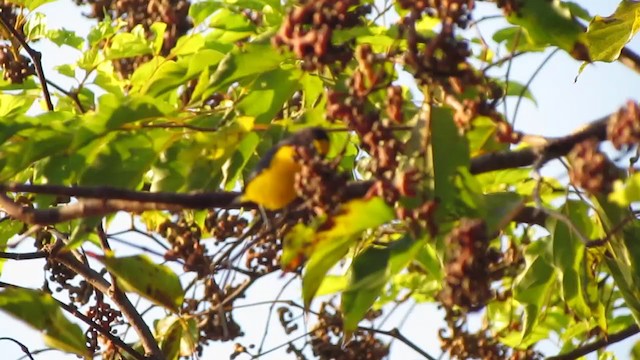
0, 337, 35, 360
359, 326, 437, 360
0, 11, 53, 111
511, 48, 559, 127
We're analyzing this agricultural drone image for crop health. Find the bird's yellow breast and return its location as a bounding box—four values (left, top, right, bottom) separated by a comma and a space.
241, 145, 301, 210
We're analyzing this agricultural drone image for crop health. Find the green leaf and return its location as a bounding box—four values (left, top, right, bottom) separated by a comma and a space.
79, 130, 170, 188
513, 239, 556, 341
482, 192, 523, 235
189, 1, 222, 26
150, 22, 166, 55
0, 287, 88, 357
609, 173, 640, 206
316, 275, 349, 296
316, 198, 394, 240
430, 107, 470, 204
7, 0, 55, 10
47, 28, 84, 49
302, 235, 354, 308
236, 67, 300, 124
156, 316, 198, 359
548, 201, 591, 318
97, 253, 184, 311
221, 131, 260, 190
24, 12, 47, 41
55, 64, 76, 78
500, 80, 537, 105
130, 58, 186, 97
0, 93, 38, 118
88, 16, 125, 46
105, 24, 153, 59
207, 8, 256, 43
204, 43, 285, 97
342, 247, 389, 333
492, 26, 547, 53
170, 33, 205, 57
466, 116, 509, 157
506, 0, 589, 60
0, 220, 24, 275
586, 1, 640, 62
303, 198, 394, 307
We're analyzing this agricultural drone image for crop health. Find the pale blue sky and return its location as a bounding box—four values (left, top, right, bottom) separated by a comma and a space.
1, 1, 639, 359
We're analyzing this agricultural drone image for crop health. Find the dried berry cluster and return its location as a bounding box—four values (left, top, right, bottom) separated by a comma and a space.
397, 0, 474, 29
438, 218, 501, 311
198, 306, 243, 343
568, 139, 619, 194
74, 0, 192, 76
327, 43, 441, 236
294, 140, 348, 214
245, 228, 285, 274
307, 302, 389, 360
326, 45, 402, 197
33, 227, 94, 305
273, 0, 370, 70
399, 0, 517, 143
85, 300, 122, 354
608, 100, 640, 150
0, 45, 34, 83
440, 316, 542, 360
204, 210, 250, 241
0, 2, 34, 84
159, 218, 212, 278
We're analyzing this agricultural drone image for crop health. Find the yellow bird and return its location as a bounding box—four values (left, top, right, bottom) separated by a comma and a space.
240, 127, 330, 210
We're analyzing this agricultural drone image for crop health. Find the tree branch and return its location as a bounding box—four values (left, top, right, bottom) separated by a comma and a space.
546, 324, 640, 360
0, 250, 47, 260
470, 114, 609, 174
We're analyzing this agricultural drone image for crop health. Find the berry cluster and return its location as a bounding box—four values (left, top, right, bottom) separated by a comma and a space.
159, 217, 211, 278
85, 300, 122, 354
294, 139, 348, 214
608, 100, 640, 150
438, 218, 501, 311
0, 45, 34, 83
440, 316, 542, 360
272, 0, 370, 71
568, 139, 619, 194
308, 302, 389, 360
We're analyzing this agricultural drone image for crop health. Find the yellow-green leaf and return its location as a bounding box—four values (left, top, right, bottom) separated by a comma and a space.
97, 253, 184, 312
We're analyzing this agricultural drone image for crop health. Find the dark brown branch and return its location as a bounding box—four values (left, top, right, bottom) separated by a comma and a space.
0, 250, 47, 260
45, 80, 86, 113
0, 11, 54, 111
620, 47, 640, 75
546, 324, 640, 360
470, 114, 609, 174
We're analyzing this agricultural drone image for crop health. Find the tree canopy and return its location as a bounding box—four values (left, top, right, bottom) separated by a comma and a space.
0, 0, 640, 359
